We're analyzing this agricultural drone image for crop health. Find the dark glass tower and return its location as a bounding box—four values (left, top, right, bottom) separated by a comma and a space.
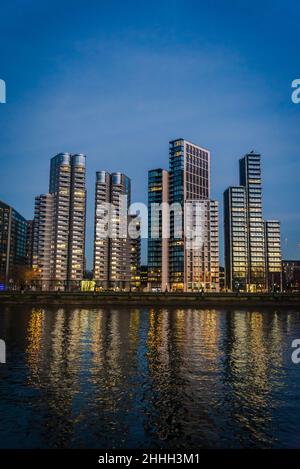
147, 168, 169, 291
169, 138, 214, 291
169, 140, 185, 290
148, 139, 220, 293
0, 200, 28, 286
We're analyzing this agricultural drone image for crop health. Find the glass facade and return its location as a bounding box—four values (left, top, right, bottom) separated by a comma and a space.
109, 173, 131, 289
224, 187, 248, 291
169, 140, 185, 290
169, 139, 217, 291
129, 214, 141, 290
0, 200, 28, 286
148, 168, 169, 291
93, 171, 111, 284
265, 220, 282, 291
224, 152, 282, 292
239, 152, 266, 291
147, 139, 219, 292
185, 200, 219, 291
282, 260, 300, 291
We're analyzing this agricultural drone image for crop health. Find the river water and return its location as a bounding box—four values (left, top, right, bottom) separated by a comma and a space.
0, 306, 300, 448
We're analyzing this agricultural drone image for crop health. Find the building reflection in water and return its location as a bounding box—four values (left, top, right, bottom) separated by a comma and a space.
9, 306, 300, 448
221, 310, 290, 447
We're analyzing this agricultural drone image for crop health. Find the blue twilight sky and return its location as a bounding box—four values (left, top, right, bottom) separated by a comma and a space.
0, 0, 299, 267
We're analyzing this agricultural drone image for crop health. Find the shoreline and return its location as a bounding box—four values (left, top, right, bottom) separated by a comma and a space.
0, 292, 299, 307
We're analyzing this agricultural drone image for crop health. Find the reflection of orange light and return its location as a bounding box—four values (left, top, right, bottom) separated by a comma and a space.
149, 309, 162, 340
26, 308, 44, 382
129, 309, 140, 350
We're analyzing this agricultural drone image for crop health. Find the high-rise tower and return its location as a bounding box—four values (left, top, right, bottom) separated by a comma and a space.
265, 220, 282, 291
148, 139, 219, 292
223, 186, 248, 291
147, 169, 169, 292
93, 171, 133, 290
239, 152, 266, 289
33, 153, 86, 290
0, 200, 29, 286
168, 138, 218, 292
224, 151, 282, 292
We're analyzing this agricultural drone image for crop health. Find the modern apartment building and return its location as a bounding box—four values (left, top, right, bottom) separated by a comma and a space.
110, 173, 131, 289
148, 139, 219, 292
185, 199, 220, 291
93, 171, 133, 290
223, 186, 248, 291
265, 220, 282, 290
26, 220, 34, 268
33, 153, 86, 290
239, 152, 266, 290
147, 168, 169, 291
67, 154, 86, 284
129, 213, 141, 290
224, 151, 282, 292
168, 138, 219, 292
0, 200, 28, 286
33, 193, 54, 286
93, 171, 110, 285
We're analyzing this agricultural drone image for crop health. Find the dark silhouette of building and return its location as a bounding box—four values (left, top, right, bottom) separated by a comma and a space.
282, 260, 300, 291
